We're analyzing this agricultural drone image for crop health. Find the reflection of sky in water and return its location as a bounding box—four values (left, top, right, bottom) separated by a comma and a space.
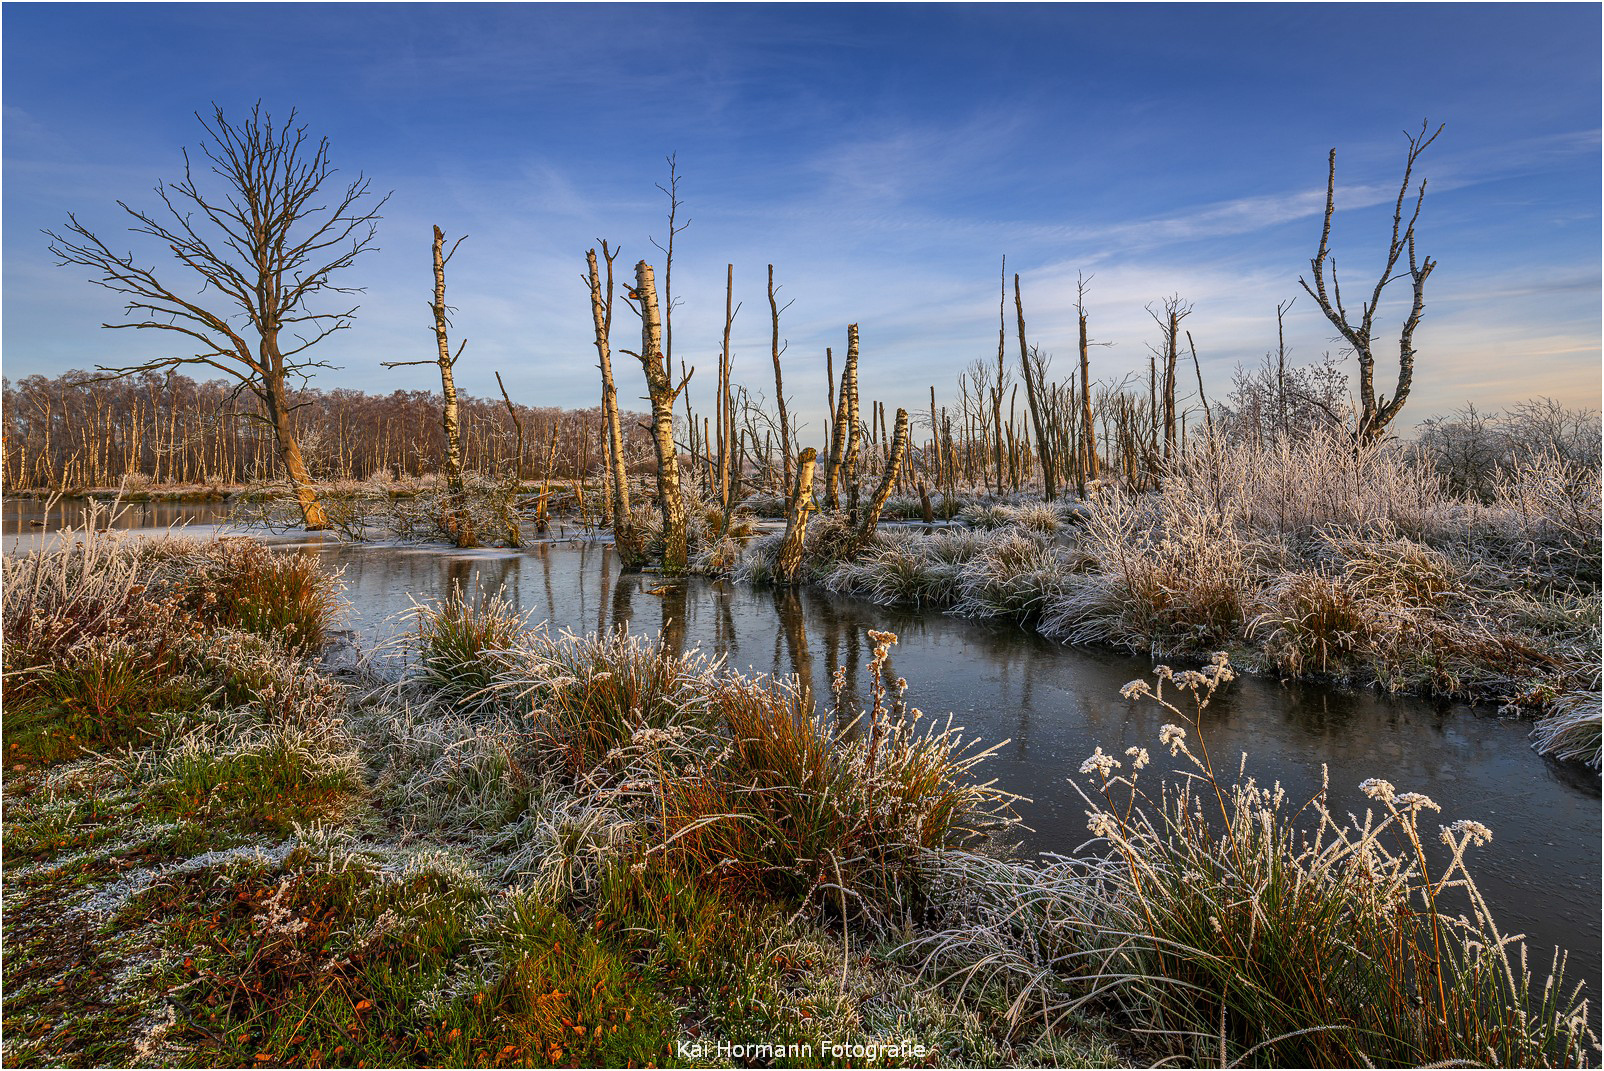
6, 498, 1600, 1009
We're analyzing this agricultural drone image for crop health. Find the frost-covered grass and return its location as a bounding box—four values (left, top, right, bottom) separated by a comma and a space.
5, 519, 1593, 1067
3, 529, 1086, 1068
741, 430, 1600, 766
913, 658, 1597, 1067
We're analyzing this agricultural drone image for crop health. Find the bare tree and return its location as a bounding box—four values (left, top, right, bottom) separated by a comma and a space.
623, 261, 689, 573
852, 407, 910, 552
1146, 294, 1191, 460
587, 242, 640, 567
1301, 120, 1443, 443
840, 324, 863, 520
649, 154, 690, 369
768, 264, 795, 490
45, 103, 386, 528
1013, 273, 1054, 500
384, 226, 471, 541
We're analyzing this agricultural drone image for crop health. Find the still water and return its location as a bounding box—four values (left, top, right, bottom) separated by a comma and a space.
6, 498, 1600, 1006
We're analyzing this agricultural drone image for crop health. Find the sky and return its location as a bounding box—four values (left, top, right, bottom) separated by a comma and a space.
4, 3, 1599, 441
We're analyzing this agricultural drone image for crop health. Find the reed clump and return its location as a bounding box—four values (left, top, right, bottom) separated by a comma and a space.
655, 634, 1011, 925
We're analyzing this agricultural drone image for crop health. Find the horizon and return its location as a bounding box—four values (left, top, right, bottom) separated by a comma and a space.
4, 3, 1599, 439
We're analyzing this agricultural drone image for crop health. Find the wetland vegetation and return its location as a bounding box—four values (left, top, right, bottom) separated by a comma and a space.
2, 514, 1597, 1066
4, 100, 1600, 1068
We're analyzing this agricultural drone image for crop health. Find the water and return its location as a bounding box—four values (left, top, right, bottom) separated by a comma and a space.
6, 497, 1600, 1007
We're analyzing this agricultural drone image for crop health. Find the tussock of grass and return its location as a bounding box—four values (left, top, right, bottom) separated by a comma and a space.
918, 657, 1597, 1067
407, 587, 527, 711
1534, 689, 1603, 769
163, 539, 343, 652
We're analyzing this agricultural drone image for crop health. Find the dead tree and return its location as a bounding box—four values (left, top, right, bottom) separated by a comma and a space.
852, 407, 910, 553
768, 264, 794, 489
624, 261, 689, 573
717, 264, 738, 532
650, 154, 689, 370
383, 226, 471, 540
992, 259, 1008, 494
494, 371, 525, 482
840, 324, 864, 521
1186, 332, 1216, 449
45, 103, 387, 529
773, 447, 817, 585
1300, 120, 1443, 443
1013, 273, 1054, 500
1146, 295, 1191, 461
1076, 274, 1099, 493
587, 243, 640, 567
823, 346, 847, 509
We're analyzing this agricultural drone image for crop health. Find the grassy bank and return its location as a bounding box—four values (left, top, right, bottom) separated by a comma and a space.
1, 520, 1113, 1067
3, 517, 1595, 1067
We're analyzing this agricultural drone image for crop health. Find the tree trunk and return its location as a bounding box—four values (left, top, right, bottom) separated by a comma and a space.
1079, 306, 1095, 493
1015, 275, 1054, 501
588, 245, 640, 567
853, 407, 910, 553
719, 263, 735, 532
1163, 308, 1179, 461
768, 264, 792, 491
631, 261, 688, 573
824, 346, 846, 510
774, 446, 817, 585
841, 324, 862, 521
261, 379, 327, 529
430, 226, 465, 493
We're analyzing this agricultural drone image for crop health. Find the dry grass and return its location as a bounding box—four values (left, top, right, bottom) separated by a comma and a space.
917, 658, 1597, 1067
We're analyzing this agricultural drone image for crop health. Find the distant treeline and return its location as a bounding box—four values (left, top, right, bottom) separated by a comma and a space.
1, 371, 655, 491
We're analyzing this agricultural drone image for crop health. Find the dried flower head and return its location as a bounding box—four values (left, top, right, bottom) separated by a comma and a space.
1359, 778, 1396, 804
1159, 724, 1186, 753
1443, 819, 1494, 847
1079, 746, 1120, 778
1395, 791, 1439, 813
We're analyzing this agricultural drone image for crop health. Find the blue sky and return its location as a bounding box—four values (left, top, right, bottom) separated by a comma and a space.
4, 3, 1599, 438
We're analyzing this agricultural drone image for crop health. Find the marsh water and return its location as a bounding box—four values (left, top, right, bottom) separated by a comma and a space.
6, 497, 1600, 1007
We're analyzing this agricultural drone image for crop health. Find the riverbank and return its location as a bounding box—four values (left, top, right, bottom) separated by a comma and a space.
3, 521, 1594, 1067
727, 436, 1603, 770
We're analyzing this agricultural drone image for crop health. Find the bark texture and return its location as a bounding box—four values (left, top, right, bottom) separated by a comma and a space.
853, 407, 910, 552
630, 261, 688, 573
774, 446, 817, 585
588, 245, 640, 567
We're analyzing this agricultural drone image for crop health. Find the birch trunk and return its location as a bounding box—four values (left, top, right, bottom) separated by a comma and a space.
587, 245, 640, 567
852, 407, 910, 553
841, 324, 862, 521
774, 446, 817, 585
430, 226, 465, 494
631, 261, 688, 573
